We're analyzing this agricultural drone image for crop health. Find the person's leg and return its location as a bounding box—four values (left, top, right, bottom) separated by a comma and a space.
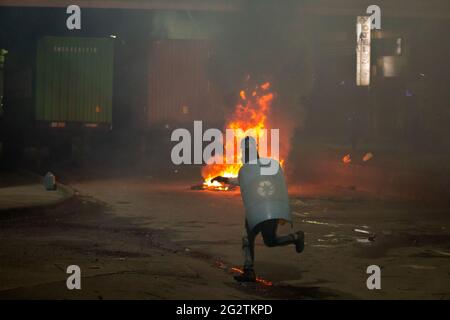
235, 220, 259, 282
260, 220, 305, 253
243, 220, 256, 269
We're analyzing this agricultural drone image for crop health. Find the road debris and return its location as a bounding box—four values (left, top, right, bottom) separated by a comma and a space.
362, 152, 374, 162
293, 211, 310, 218
354, 228, 370, 234
302, 220, 340, 227
43, 172, 57, 191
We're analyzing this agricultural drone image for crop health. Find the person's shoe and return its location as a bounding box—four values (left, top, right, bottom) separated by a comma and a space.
234, 268, 256, 282
295, 231, 305, 253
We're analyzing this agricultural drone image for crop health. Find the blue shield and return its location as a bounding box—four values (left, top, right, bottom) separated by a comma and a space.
238, 158, 292, 231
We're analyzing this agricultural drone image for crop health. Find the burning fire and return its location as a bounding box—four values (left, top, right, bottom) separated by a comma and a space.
342, 154, 351, 164
215, 260, 273, 286
230, 267, 273, 286
202, 81, 278, 190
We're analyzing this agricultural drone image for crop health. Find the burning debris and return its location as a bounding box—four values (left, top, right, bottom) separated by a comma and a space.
191, 180, 238, 191
342, 154, 352, 164
230, 267, 273, 287
342, 152, 374, 164
362, 152, 374, 162
215, 260, 273, 286
199, 81, 283, 191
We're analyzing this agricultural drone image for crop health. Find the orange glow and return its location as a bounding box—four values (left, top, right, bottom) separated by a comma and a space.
230, 267, 273, 286
260, 82, 271, 90
362, 152, 373, 162
342, 154, 351, 164
202, 178, 230, 191
202, 82, 281, 191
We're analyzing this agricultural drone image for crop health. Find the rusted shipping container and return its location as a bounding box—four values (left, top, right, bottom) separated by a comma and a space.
147, 40, 225, 128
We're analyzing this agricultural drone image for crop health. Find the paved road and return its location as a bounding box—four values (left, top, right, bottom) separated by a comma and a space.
1, 164, 450, 299
64, 174, 450, 299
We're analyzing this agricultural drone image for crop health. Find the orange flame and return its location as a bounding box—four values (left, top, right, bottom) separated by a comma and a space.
230, 267, 273, 286
342, 154, 351, 164
202, 82, 279, 190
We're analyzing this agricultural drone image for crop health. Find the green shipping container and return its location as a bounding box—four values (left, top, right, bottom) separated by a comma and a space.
36, 37, 113, 124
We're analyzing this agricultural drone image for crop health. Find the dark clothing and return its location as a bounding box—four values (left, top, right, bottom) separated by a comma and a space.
244, 219, 297, 269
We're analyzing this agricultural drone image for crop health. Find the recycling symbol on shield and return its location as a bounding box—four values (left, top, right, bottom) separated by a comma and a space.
257, 180, 275, 197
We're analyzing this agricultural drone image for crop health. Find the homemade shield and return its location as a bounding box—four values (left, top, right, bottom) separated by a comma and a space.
238, 158, 291, 231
